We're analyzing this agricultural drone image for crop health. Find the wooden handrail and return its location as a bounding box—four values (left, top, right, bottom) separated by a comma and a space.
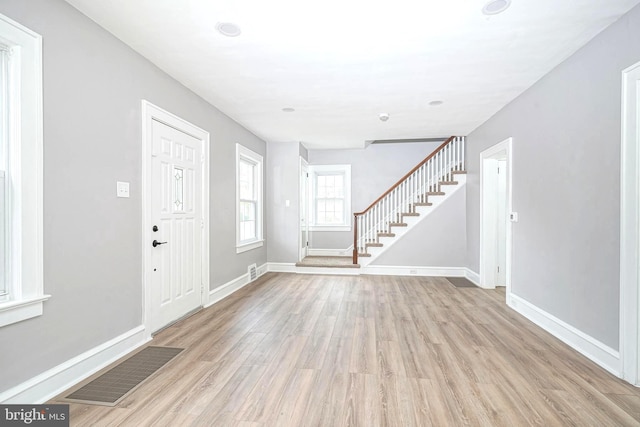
353, 136, 455, 217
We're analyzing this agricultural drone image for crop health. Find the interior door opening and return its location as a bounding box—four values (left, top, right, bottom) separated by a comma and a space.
299, 157, 309, 262
480, 138, 512, 294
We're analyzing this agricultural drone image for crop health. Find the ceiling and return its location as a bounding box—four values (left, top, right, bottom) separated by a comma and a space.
65, 0, 640, 149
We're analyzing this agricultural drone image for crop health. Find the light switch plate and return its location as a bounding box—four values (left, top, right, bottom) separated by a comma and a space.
117, 181, 130, 198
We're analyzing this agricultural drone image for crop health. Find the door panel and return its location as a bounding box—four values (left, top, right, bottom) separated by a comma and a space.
150, 119, 202, 332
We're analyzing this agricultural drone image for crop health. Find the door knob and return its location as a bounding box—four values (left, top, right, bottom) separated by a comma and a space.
152, 240, 167, 247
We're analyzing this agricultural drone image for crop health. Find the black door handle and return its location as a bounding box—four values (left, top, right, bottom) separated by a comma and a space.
152, 240, 167, 247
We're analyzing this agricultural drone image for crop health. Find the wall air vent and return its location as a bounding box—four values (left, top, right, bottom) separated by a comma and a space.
248, 263, 257, 282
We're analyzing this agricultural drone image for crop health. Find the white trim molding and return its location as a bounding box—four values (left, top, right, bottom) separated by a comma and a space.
620, 60, 640, 386
479, 137, 513, 295
267, 263, 474, 278
308, 164, 352, 228
362, 265, 466, 277
464, 268, 481, 287
508, 294, 620, 377
267, 263, 298, 273
0, 12, 46, 327
268, 262, 359, 276
236, 143, 264, 251
0, 326, 149, 404
205, 263, 267, 308
0, 295, 50, 328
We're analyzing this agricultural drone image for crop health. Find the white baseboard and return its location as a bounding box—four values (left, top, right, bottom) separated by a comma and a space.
0, 325, 149, 404
464, 268, 481, 286
205, 263, 267, 308
267, 263, 359, 276
508, 294, 621, 376
362, 265, 466, 277
267, 263, 472, 278
267, 262, 298, 273
307, 247, 353, 257
296, 266, 360, 276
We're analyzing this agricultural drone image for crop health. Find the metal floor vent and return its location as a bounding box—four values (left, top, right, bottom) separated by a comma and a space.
63, 346, 183, 406
248, 263, 257, 281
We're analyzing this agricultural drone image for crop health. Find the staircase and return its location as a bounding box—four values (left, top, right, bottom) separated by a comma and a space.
353, 136, 466, 266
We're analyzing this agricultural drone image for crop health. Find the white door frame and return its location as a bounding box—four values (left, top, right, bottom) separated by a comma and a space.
620, 61, 640, 385
480, 137, 513, 296
299, 157, 309, 261
141, 100, 210, 339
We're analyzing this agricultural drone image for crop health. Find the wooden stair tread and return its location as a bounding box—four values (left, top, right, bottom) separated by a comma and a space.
452, 170, 467, 174
440, 181, 458, 185
358, 253, 372, 257
378, 233, 396, 237
413, 202, 433, 206
366, 243, 383, 247
402, 212, 420, 217
389, 222, 408, 227
426, 191, 445, 196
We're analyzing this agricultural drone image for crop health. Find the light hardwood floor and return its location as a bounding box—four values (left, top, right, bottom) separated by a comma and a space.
54, 273, 640, 426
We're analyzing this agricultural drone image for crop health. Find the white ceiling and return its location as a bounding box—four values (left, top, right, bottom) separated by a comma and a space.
65, 0, 640, 149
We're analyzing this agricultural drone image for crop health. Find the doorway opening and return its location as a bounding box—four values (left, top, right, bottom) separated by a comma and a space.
299, 157, 309, 262
480, 137, 513, 295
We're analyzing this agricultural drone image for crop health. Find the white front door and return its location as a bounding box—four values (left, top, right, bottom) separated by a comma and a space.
149, 119, 203, 333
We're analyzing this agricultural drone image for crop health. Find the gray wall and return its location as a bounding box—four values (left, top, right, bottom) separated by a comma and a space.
373, 187, 466, 267
308, 141, 442, 249
466, 4, 640, 350
0, 0, 266, 393
267, 141, 302, 263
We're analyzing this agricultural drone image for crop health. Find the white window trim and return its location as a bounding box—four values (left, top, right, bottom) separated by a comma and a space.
0, 14, 48, 328
236, 144, 264, 253
309, 164, 352, 232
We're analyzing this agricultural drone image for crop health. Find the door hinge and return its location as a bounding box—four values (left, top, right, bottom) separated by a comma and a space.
497, 266, 500, 273
497, 167, 500, 174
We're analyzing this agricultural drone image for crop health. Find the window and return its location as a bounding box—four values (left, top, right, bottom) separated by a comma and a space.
236, 144, 263, 253
0, 13, 47, 328
309, 165, 351, 231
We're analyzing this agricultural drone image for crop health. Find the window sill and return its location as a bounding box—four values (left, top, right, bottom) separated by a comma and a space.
236, 240, 264, 254
0, 295, 51, 328
309, 225, 352, 232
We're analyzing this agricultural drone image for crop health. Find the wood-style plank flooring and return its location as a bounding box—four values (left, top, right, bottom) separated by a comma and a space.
54, 273, 640, 426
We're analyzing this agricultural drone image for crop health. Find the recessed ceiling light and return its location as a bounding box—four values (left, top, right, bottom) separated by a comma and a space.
282, 107, 295, 113
379, 113, 390, 122
215, 22, 241, 37
482, 0, 511, 15
429, 100, 444, 106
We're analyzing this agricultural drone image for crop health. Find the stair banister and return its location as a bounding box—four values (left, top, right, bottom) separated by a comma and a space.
352, 136, 464, 265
